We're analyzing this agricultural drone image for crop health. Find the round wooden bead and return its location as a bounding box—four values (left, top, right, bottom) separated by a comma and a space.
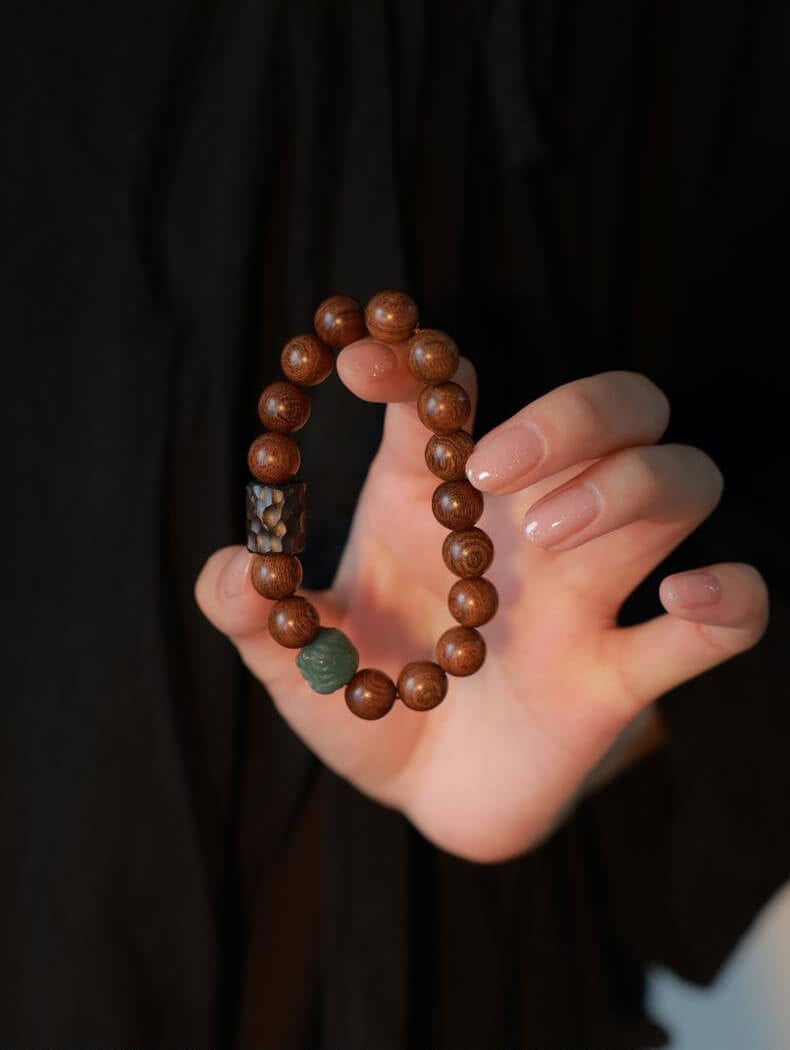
448, 577, 499, 627
442, 527, 495, 578
407, 329, 460, 383
248, 432, 300, 483
417, 381, 471, 434
268, 596, 320, 649
424, 430, 475, 481
365, 290, 419, 343
345, 668, 398, 720
314, 294, 367, 348
432, 480, 484, 530
251, 553, 303, 600
280, 333, 334, 386
257, 381, 311, 433
436, 626, 486, 677
397, 661, 448, 711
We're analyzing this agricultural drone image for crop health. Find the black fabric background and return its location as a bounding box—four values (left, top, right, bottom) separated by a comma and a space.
1, 2, 788, 1048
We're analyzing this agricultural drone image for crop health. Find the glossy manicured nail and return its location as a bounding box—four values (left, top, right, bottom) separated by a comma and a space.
465, 423, 545, 491
339, 340, 399, 380
524, 483, 602, 547
663, 571, 722, 608
221, 547, 253, 598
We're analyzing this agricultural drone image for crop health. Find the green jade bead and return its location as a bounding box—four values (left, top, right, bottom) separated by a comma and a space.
296, 627, 360, 694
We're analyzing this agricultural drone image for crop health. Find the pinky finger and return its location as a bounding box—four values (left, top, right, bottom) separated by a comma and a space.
612, 563, 769, 710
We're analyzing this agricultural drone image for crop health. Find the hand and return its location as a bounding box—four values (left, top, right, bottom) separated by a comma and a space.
195, 344, 768, 863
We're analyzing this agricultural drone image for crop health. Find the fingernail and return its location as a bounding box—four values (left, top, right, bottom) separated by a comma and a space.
340, 340, 399, 380
221, 547, 252, 598
524, 483, 602, 547
465, 423, 545, 491
663, 571, 722, 608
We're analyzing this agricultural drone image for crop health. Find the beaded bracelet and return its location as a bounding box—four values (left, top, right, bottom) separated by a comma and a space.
245, 290, 498, 720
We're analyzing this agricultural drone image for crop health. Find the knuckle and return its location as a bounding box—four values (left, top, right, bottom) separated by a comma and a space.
625, 446, 668, 495
698, 567, 770, 655
565, 371, 670, 440
698, 613, 767, 657
613, 371, 671, 437
644, 444, 724, 514
743, 567, 771, 642
749, 605, 771, 648
560, 383, 612, 434
678, 444, 725, 506
614, 370, 670, 417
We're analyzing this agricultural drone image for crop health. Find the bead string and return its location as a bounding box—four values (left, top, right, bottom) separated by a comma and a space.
245, 290, 498, 720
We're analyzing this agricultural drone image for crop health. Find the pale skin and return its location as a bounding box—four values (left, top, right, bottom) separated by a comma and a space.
195, 341, 769, 864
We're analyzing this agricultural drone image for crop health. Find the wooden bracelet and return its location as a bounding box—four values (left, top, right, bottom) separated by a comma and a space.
245, 290, 498, 720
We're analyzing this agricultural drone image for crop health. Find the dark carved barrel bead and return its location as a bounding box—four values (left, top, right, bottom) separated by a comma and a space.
397, 661, 448, 711
407, 329, 460, 383
442, 527, 495, 578
417, 381, 471, 434
248, 432, 300, 483
345, 668, 398, 720
448, 577, 499, 627
246, 481, 306, 554
281, 333, 334, 386
257, 381, 311, 433
251, 553, 303, 600
436, 626, 486, 677
425, 430, 475, 481
268, 596, 320, 649
365, 290, 419, 343
314, 294, 367, 348
432, 480, 484, 530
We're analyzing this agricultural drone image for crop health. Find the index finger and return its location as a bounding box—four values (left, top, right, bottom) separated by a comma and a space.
335, 336, 478, 480
464, 371, 670, 494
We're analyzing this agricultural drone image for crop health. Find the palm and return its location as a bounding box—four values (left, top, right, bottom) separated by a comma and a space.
312, 451, 635, 859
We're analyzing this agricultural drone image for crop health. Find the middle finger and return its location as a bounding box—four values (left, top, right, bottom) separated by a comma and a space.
520, 443, 723, 552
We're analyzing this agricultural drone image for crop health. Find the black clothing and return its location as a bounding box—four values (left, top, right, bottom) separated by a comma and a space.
1, 2, 788, 1047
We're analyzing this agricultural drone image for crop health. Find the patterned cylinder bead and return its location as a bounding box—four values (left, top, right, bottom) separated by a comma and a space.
246, 480, 306, 554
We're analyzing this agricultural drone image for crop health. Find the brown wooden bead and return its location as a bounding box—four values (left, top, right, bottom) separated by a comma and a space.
432, 480, 484, 530
268, 596, 320, 649
407, 329, 460, 383
424, 430, 475, 481
251, 553, 303, 600
442, 527, 495, 578
365, 290, 419, 343
417, 381, 471, 434
436, 626, 486, 676
257, 381, 311, 433
314, 294, 367, 348
280, 333, 334, 386
397, 661, 448, 711
448, 577, 499, 627
345, 668, 398, 720
248, 432, 300, 483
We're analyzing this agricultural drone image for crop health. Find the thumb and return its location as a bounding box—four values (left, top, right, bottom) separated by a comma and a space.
194, 545, 342, 695
194, 547, 413, 791
335, 337, 478, 481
